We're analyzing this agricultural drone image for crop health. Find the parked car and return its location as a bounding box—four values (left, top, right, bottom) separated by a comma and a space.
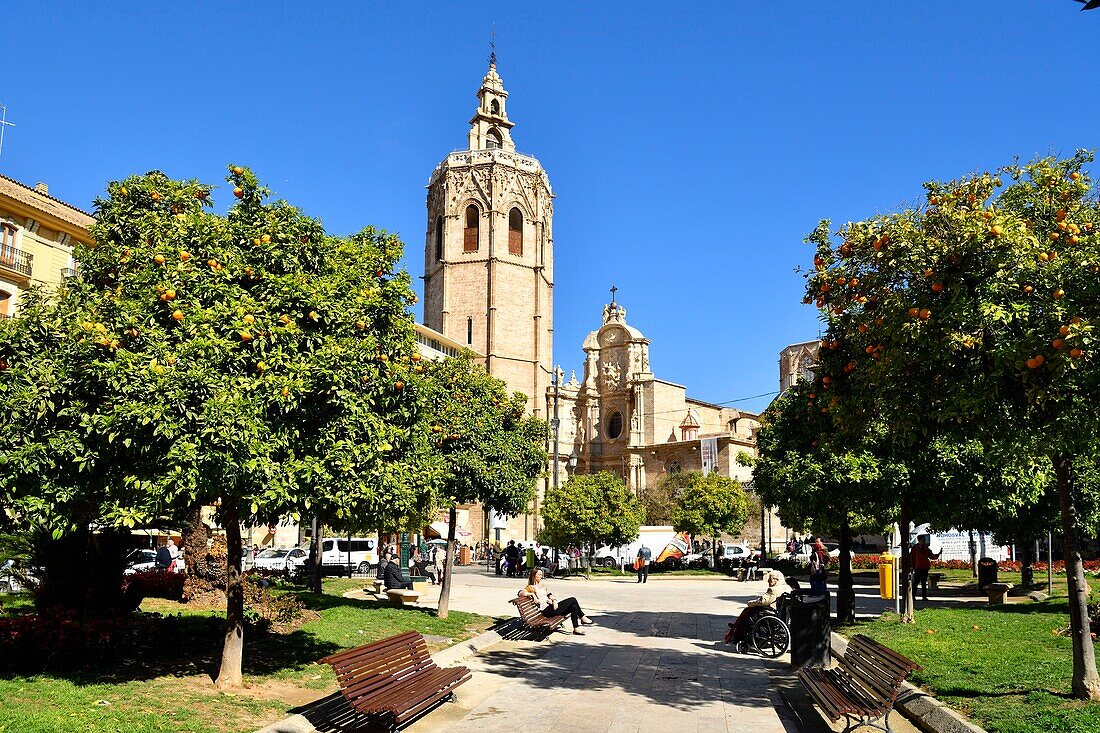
319, 536, 377, 575
782, 543, 843, 565
124, 548, 186, 575
253, 547, 309, 575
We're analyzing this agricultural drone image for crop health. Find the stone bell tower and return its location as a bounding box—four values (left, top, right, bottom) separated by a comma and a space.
422, 58, 554, 417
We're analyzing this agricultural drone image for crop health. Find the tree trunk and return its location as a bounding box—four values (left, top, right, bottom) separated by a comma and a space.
1021, 541, 1034, 587
836, 515, 855, 626
899, 501, 914, 623
215, 499, 245, 689
436, 505, 458, 619
1053, 454, 1100, 700
309, 520, 324, 594
181, 504, 210, 602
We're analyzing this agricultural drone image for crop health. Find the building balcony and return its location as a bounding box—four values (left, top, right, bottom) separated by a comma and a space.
0, 246, 34, 280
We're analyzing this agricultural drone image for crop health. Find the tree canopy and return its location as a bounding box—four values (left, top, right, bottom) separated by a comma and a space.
670, 472, 749, 540
540, 472, 644, 553
0, 166, 436, 686
420, 352, 546, 617
802, 152, 1100, 698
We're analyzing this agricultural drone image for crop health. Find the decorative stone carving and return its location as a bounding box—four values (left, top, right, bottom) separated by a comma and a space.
602, 360, 622, 390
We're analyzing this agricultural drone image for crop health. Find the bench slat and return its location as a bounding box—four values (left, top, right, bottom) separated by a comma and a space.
510, 595, 567, 632
320, 631, 471, 726
798, 634, 919, 727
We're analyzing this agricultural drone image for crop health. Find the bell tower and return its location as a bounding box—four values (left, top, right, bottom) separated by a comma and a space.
422, 60, 554, 417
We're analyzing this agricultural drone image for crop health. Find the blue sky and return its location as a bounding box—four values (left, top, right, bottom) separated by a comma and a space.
3, 3, 1097, 412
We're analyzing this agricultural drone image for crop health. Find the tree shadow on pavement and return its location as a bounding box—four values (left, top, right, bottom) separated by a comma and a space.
470, 640, 780, 713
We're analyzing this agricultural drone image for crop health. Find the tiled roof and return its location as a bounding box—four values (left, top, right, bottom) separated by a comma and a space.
0, 172, 94, 230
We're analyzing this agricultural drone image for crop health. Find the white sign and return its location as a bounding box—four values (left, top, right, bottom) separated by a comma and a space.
916, 528, 1010, 562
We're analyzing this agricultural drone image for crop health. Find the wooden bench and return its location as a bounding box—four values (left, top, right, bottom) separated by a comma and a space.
509, 594, 567, 637
386, 589, 420, 605
320, 630, 471, 732
797, 634, 920, 733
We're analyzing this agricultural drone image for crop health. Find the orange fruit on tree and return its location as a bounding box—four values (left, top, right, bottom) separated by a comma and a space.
990, 225, 1003, 236
154, 254, 166, 265
232, 166, 244, 175
163, 289, 176, 301
1070, 172, 1081, 181
243, 314, 255, 325
239, 331, 253, 342
1060, 325, 1071, 335
1053, 289, 1065, 299
1052, 339, 1065, 350
932, 282, 944, 293
395, 381, 405, 390
1023, 285, 1034, 293
919, 309, 931, 320
233, 187, 244, 198
908, 307, 920, 318
355, 320, 366, 330
261, 234, 271, 244
180, 251, 191, 261
308, 311, 319, 321
1049, 232, 1060, 241
1070, 348, 1084, 359
281, 386, 290, 398
171, 310, 184, 322
1071, 316, 1083, 324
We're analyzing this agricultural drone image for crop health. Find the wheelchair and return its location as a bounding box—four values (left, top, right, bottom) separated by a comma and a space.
735, 592, 792, 658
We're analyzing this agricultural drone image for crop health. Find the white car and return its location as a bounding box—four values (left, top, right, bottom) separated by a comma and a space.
782, 543, 843, 565
253, 547, 309, 575
124, 548, 186, 575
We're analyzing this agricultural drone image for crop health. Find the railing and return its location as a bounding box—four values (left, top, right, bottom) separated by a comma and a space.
0, 246, 33, 278
60, 267, 79, 281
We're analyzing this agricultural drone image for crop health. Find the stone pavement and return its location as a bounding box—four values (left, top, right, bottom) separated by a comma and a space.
281, 569, 919, 733
401, 569, 918, 733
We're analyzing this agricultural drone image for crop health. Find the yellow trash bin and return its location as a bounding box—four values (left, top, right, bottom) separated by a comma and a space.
879, 552, 897, 599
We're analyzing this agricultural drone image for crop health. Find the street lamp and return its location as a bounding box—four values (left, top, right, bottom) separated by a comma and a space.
551, 366, 564, 491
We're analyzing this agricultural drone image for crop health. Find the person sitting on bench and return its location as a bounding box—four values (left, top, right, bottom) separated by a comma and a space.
518, 568, 594, 635
724, 570, 785, 649
383, 550, 413, 590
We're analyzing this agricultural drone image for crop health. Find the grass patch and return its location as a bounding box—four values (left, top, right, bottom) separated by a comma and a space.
852, 596, 1100, 733
0, 578, 493, 733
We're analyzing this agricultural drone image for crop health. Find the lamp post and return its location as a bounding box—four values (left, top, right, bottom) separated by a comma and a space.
551, 366, 564, 491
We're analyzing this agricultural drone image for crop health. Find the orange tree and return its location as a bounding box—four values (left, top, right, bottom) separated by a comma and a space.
539, 471, 645, 566
420, 352, 546, 618
0, 168, 438, 688
752, 382, 899, 624
670, 471, 749, 569
803, 152, 1100, 698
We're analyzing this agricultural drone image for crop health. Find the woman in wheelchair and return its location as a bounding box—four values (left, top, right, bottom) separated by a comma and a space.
723, 570, 786, 651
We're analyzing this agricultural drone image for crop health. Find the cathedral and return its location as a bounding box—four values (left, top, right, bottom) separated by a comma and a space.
421, 59, 760, 541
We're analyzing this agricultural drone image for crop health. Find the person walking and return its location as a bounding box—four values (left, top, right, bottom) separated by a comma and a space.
911, 536, 942, 601
636, 544, 652, 583
504, 540, 520, 578
809, 537, 829, 593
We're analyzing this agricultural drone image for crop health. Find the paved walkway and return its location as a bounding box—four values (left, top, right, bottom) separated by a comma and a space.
405, 570, 914, 733
322, 570, 919, 733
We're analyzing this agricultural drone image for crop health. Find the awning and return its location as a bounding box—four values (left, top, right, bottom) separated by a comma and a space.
427, 521, 472, 539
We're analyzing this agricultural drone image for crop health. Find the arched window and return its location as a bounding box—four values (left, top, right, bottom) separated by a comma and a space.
434, 216, 443, 261
606, 411, 624, 440
486, 128, 503, 150
490, 99, 500, 115
508, 208, 523, 256
466, 317, 473, 345
463, 205, 479, 252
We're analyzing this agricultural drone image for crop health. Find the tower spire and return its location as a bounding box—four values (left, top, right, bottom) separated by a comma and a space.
468, 50, 515, 151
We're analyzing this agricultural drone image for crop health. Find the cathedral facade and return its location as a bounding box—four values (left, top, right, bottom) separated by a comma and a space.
421, 60, 763, 542
551, 300, 760, 495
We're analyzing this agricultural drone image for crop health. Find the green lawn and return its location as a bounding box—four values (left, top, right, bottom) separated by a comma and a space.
0, 579, 494, 733
852, 594, 1100, 733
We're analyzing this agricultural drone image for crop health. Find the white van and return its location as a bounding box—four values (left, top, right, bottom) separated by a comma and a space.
320, 536, 378, 575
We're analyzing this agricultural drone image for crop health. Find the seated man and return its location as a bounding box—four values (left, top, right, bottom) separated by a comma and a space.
724, 570, 786, 651
382, 551, 413, 590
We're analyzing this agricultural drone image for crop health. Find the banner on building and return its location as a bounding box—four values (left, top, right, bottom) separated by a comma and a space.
700, 437, 718, 475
